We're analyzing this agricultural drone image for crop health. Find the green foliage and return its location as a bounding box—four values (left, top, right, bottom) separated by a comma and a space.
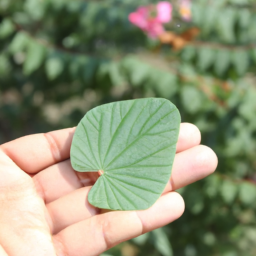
1, 0, 256, 255
71, 98, 180, 210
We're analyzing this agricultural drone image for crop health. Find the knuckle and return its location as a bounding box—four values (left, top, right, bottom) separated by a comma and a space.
44, 132, 62, 163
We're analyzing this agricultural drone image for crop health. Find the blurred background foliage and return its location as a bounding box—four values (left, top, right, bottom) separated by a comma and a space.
1, 0, 256, 255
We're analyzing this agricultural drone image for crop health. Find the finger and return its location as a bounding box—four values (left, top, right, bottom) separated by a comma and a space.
176, 123, 201, 153
53, 192, 184, 256
164, 145, 218, 193
1, 127, 75, 174
45, 144, 216, 234
33, 160, 98, 202
34, 123, 201, 203
33, 159, 99, 203
46, 186, 98, 234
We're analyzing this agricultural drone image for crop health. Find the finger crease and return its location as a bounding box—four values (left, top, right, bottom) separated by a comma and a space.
170, 177, 175, 191
53, 235, 70, 256
135, 212, 146, 235
33, 175, 46, 203
100, 218, 112, 250
44, 132, 62, 164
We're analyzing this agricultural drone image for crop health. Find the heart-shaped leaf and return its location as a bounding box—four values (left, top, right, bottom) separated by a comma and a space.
70, 98, 180, 210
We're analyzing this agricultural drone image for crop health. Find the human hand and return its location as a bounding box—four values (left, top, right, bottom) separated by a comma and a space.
0, 123, 217, 256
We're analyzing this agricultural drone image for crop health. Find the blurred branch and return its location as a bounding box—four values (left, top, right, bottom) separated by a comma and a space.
160, 30, 256, 51
189, 41, 256, 51
216, 173, 256, 186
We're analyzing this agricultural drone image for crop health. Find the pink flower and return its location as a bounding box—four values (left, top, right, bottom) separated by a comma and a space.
129, 2, 172, 38
146, 21, 165, 38
129, 7, 149, 31
156, 1, 172, 23
179, 0, 192, 21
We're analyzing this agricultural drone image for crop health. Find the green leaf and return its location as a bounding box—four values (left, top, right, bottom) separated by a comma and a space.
0, 53, 11, 77
202, 6, 218, 35
0, 18, 14, 39
181, 46, 196, 62
232, 50, 249, 76
191, 3, 203, 26
23, 40, 46, 75
9, 32, 29, 54
122, 57, 150, 87
238, 9, 251, 28
248, 16, 256, 41
108, 62, 126, 87
220, 180, 237, 204
239, 182, 256, 205
151, 72, 177, 98
252, 48, 256, 64
181, 85, 203, 114
70, 98, 180, 210
132, 233, 149, 245
214, 49, 231, 76
24, 0, 45, 20
152, 228, 173, 256
45, 55, 64, 80
217, 8, 236, 43
197, 47, 215, 71
82, 57, 98, 82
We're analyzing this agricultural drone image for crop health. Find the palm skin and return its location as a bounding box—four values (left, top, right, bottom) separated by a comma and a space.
0, 123, 217, 256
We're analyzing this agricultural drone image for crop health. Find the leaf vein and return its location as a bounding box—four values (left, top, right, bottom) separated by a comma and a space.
108, 175, 159, 195
107, 164, 170, 171
102, 177, 110, 209
104, 176, 122, 209
91, 110, 99, 123
109, 173, 165, 184
81, 122, 100, 168
107, 177, 151, 205
102, 101, 136, 167
86, 115, 98, 131
105, 176, 139, 209
72, 143, 95, 168
125, 100, 150, 147
105, 120, 176, 170
138, 100, 166, 136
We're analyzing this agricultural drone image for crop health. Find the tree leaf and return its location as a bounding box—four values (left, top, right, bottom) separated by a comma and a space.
151, 72, 177, 98
45, 55, 64, 80
0, 18, 15, 39
9, 32, 29, 54
181, 46, 196, 62
214, 49, 231, 76
70, 98, 180, 210
232, 50, 249, 76
239, 182, 256, 206
132, 233, 149, 245
181, 85, 203, 114
152, 228, 173, 256
220, 180, 237, 204
197, 47, 215, 71
217, 8, 236, 44
23, 39, 46, 75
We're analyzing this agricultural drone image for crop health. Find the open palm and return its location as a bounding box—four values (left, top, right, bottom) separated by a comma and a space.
0, 123, 217, 256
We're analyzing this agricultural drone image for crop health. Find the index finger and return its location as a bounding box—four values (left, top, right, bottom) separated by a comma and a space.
0, 123, 200, 174
1, 128, 76, 174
